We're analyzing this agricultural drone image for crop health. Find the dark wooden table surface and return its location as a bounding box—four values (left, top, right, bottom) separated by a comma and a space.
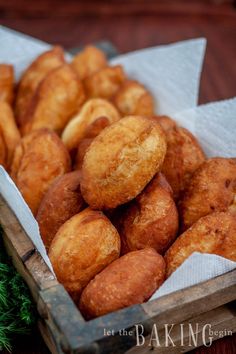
0, 1, 235, 353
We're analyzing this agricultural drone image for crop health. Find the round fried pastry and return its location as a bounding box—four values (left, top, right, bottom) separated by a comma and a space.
49, 208, 121, 302
165, 211, 236, 276
79, 248, 166, 319
118, 173, 179, 254
37, 171, 85, 249
179, 157, 236, 231
81, 115, 167, 209
11, 129, 71, 215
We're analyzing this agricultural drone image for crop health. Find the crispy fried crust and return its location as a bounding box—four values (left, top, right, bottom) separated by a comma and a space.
165, 211, 236, 276
161, 126, 205, 200
179, 157, 236, 231
10, 129, 71, 215
74, 117, 110, 170
15, 47, 65, 127
49, 208, 121, 302
0, 130, 6, 167
154, 115, 177, 132
22, 64, 86, 135
84, 65, 126, 99
118, 173, 179, 254
0, 64, 14, 105
71, 45, 107, 80
81, 116, 167, 209
37, 171, 85, 250
79, 248, 166, 319
0, 102, 21, 168
62, 98, 120, 151
113, 80, 154, 117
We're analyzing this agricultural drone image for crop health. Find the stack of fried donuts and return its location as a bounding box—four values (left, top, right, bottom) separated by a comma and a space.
0, 46, 235, 320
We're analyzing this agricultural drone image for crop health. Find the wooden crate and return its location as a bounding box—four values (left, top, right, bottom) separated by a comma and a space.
0, 194, 235, 353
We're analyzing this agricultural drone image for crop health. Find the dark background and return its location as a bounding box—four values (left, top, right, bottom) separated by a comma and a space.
0, 1, 236, 353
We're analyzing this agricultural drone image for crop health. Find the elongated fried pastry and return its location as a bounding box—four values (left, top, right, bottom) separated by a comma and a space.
22, 64, 85, 135
0, 64, 14, 105
71, 45, 107, 80
179, 157, 236, 230
11, 129, 71, 215
49, 208, 121, 302
161, 125, 205, 200
79, 248, 166, 319
37, 171, 85, 250
62, 98, 120, 152
165, 211, 236, 276
0, 102, 21, 168
113, 80, 154, 117
15, 46, 65, 127
118, 173, 179, 255
84, 65, 126, 99
81, 116, 167, 209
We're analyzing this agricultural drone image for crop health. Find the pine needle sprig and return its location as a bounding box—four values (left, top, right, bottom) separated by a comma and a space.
0, 227, 36, 352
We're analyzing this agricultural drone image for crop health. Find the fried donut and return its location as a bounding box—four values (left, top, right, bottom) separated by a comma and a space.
84, 65, 126, 99
49, 208, 121, 302
165, 211, 236, 276
161, 125, 205, 200
0, 64, 14, 105
15, 46, 65, 127
0, 102, 21, 168
37, 171, 85, 250
113, 80, 154, 117
179, 157, 236, 231
22, 64, 85, 135
11, 129, 71, 215
79, 248, 166, 319
118, 173, 179, 255
71, 45, 107, 80
62, 98, 120, 152
81, 116, 167, 209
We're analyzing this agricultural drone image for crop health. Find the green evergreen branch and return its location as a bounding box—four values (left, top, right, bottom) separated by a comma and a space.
0, 227, 36, 352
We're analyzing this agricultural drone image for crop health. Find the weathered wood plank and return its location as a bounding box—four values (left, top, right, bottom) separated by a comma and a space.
0, 194, 57, 302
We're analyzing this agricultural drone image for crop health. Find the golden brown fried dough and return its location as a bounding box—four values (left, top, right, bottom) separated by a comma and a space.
49, 208, 121, 302
22, 64, 85, 135
37, 171, 85, 250
0, 64, 14, 105
0, 130, 6, 167
0, 102, 21, 168
71, 45, 107, 80
118, 173, 179, 255
84, 65, 126, 99
113, 80, 154, 117
161, 126, 205, 200
81, 116, 167, 209
11, 129, 71, 215
79, 248, 166, 319
165, 211, 236, 276
62, 98, 120, 152
179, 157, 236, 231
74, 117, 110, 170
154, 115, 177, 133
15, 46, 65, 127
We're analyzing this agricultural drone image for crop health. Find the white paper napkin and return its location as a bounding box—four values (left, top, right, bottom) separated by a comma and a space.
0, 167, 54, 273
111, 38, 206, 115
